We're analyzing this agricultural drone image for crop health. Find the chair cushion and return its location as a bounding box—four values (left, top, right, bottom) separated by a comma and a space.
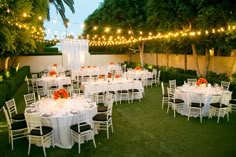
30, 126, 53, 136
98, 92, 104, 95
190, 102, 204, 107
63, 84, 71, 87
70, 123, 91, 133
108, 91, 116, 94
170, 99, 184, 103
93, 114, 109, 121
229, 99, 236, 104
11, 121, 27, 130
117, 90, 128, 93
97, 106, 107, 112
128, 89, 139, 92
12, 113, 25, 121
210, 103, 228, 108
163, 93, 168, 97
49, 85, 58, 89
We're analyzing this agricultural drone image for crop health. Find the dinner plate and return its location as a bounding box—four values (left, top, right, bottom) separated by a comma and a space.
87, 99, 93, 103
71, 110, 79, 114
41, 112, 53, 117
26, 108, 37, 113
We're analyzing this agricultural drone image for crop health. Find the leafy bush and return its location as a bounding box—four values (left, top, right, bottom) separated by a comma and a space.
0, 66, 30, 109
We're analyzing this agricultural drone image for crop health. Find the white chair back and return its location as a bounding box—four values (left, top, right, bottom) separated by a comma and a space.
24, 93, 36, 108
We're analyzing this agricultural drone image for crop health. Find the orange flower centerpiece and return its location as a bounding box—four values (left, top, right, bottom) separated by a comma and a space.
115, 74, 121, 79
107, 73, 113, 78
53, 64, 57, 67
98, 75, 105, 80
134, 66, 141, 71
197, 78, 208, 87
53, 88, 69, 100
49, 71, 57, 77
110, 62, 114, 65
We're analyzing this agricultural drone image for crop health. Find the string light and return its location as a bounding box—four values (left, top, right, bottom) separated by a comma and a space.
86, 25, 236, 47
3, 4, 236, 45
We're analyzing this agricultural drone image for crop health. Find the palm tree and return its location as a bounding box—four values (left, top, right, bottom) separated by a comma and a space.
48, 0, 75, 28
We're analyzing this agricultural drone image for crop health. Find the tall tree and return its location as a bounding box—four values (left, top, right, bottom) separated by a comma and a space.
146, 0, 236, 76
84, 0, 147, 66
48, 0, 75, 27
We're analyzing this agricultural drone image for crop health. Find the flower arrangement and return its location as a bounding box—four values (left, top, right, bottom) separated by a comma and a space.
107, 73, 113, 78
134, 66, 141, 70
53, 88, 69, 100
197, 78, 208, 86
49, 71, 57, 77
87, 66, 90, 68
81, 66, 84, 69
110, 62, 114, 65
53, 64, 57, 67
115, 74, 120, 78
99, 75, 105, 79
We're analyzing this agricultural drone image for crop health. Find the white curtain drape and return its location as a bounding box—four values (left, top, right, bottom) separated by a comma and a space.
61, 39, 88, 70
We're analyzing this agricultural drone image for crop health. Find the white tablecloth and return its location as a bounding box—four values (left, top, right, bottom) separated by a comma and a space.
124, 70, 152, 80
175, 85, 224, 117
37, 76, 71, 95
25, 96, 97, 149
81, 78, 144, 98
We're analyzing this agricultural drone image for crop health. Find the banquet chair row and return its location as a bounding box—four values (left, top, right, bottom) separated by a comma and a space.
25, 76, 34, 93
149, 69, 161, 87
161, 82, 168, 109
24, 93, 36, 108
169, 79, 176, 89
87, 82, 143, 105
5, 98, 25, 123
70, 94, 115, 153
187, 92, 204, 123
187, 78, 197, 86
2, 106, 27, 150
221, 81, 230, 90
25, 113, 54, 157
70, 111, 96, 154
164, 81, 233, 123
229, 99, 236, 112
93, 95, 114, 139
208, 91, 232, 123
166, 87, 185, 118
165, 81, 205, 122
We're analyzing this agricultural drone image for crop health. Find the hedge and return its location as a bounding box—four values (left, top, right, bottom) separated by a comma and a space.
0, 66, 30, 108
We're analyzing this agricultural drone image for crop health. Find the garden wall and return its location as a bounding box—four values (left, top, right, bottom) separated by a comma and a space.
16, 53, 236, 74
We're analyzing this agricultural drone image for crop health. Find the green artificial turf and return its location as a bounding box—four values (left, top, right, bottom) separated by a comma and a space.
0, 82, 236, 157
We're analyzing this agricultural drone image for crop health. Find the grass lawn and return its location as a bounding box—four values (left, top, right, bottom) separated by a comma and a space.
0, 82, 236, 157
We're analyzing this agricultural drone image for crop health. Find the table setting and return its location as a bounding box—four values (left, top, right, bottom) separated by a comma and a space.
175, 79, 224, 117
24, 89, 97, 149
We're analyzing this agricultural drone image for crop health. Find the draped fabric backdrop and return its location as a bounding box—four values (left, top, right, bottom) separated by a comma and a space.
61, 39, 89, 70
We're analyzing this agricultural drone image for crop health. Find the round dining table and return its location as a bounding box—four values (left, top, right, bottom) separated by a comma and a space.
24, 96, 97, 149
175, 84, 224, 117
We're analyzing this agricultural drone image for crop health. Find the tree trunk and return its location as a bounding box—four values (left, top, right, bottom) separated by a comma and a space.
138, 41, 144, 67
191, 43, 201, 76
156, 53, 159, 67
229, 50, 236, 80
204, 48, 210, 77
4, 57, 10, 72
184, 51, 187, 70
166, 50, 170, 68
